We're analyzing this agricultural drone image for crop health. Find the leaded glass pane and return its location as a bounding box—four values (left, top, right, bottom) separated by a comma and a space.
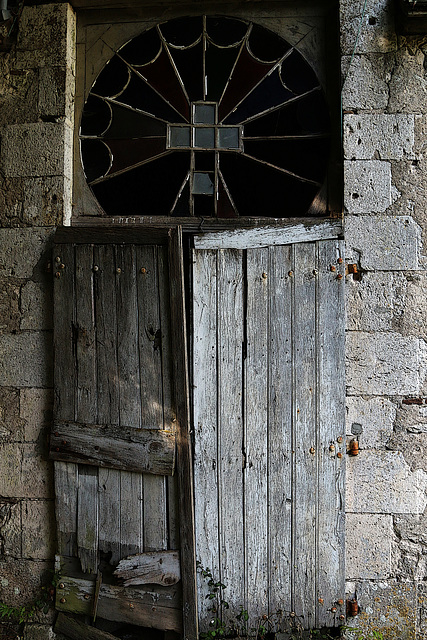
194, 127, 215, 149
218, 127, 240, 149
170, 126, 191, 147
193, 172, 214, 194
194, 104, 216, 124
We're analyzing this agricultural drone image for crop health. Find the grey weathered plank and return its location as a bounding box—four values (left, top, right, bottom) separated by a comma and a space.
217, 249, 244, 625
292, 242, 317, 627
169, 227, 198, 640
194, 219, 343, 250
268, 245, 293, 617
114, 550, 180, 586
136, 244, 168, 552
245, 248, 269, 631
192, 249, 220, 629
77, 465, 99, 574
316, 240, 345, 627
56, 575, 182, 632
55, 612, 118, 640
54, 226, 171, 245
55, 462, 78, 559
50, 421, 176, 475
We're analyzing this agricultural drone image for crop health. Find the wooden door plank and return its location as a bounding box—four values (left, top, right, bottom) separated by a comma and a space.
193, 219, 343, 250
316, 240, 345, 627
50, 421, 176, 475
192, 249, 220, 629
77, 466, 99, 574
169, 227, 198, 640
267, 245, 293, 617
217, 249, 244, 626
94, 245, 121, 566
136, 244, 168, 552
244, 248, 269, 632
115, 244, 144, 558
114, 550, 180, 586
55, 612, 118, 640
292, 243, 317, 627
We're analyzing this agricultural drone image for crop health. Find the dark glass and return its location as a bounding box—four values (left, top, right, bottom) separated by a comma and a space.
91, 152, 191, 215
206, 16, 248, 47
107, 138, 167, 175
92, 55, 130, 98
243, 138, 329, 183
81, 139, 111, 182
171, 179, 190, 216
244, 90, 330, 137
170, 126, 191, 147
193, 194, 215, 217
195, 152, 215, 171
168, 40, 204, 102
248, 24, 291, 62
80, 95, 112, 137
159, 16, 202, 47
104, 104, 166, 139
194, 103, 216, 124
220, 153, 320, 217
219, 46, 275, 122
224, 69, 294, 125
193, 172, 214, 195
218, 127, 240, 149
119, 28, 161, 66
217, 176, 237, 218
134, 48, 190, 121
280, 50, 319, 94
118, 70, 186, 123
205, 42, 240, 102
194, 127, 215, 148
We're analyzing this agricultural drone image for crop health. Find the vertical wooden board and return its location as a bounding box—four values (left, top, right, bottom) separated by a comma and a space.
217, 249, 244, 624
192, 249, 220, 628
53, 243, 78, 558
77, 465, 99, 574
316, 240, 345, 627
136, 245, 167, 552
244, 248, 269, 629
292, 242, 317, 627
115, 244, 144, 557
267, 245, 293, 617
94, 245, 121, 565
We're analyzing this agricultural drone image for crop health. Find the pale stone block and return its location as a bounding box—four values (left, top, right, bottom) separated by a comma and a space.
0, 228, 54, 278
1, 122, 73, 179
20, 388, 53, 443
38, 66, 75, 121
345, 215, 420, 270
393, 273, 427, 337
341, 54, 393, 110
0, 557, 53, 609
0, 499, 22, 556
346, 396, 395, 448
340, 0, 397, 54
22, 500, 55, 560
22, 175, 69, 226
21, 281, 53, 332
0, 279, 21, 333
0, 444, 53, 498
397, 402, 427, 435
16, 3, 76, 70
344, 161, 399, 214
345, 272, 407, 332
346, 514, 392, 579
346, 451, 427, 514
387, 431, 427, 474
346, 332, 421, 396
388, 48, 427, 114
24, 625, 58, 640
344, 115, 415, 160
0, 333, 53, 388
0, 387, 24, 442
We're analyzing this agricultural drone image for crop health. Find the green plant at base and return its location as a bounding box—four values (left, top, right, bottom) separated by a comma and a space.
0, 571, 59, 626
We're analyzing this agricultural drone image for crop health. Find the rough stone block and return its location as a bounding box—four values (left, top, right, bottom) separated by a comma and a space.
345, 215, 420, 270
346, 396, 395, 448
346, 450, 427, 514
22, 500, 55, 560
21, 281, 53, 332
24, 624, 58, 640
387, 431, 427, 473
0, 557, 53, 609
340, 0, 397, 54
396, 402, 427, 434
22, 176, 71, 227
38, 66, 75, 121
346, 272, 406, 332
0, 229, 54, 279
341, 53, 394, 110
0, 388, 24, 442
344, 161, 399, 213
0, 332, 53, 388
395, 538, 427, 581
0, 279, 21, 333
1, 122, 73, 179
16, 4, 76, 70
388, 48, 427, 114
344, 115, 415, 161
0, 444, 53, 499
0, 499, 22, 556
345, 580, 416, 640
391, 159, 427, 261
20, 388, 53, 443
346, 332, 422, 396
0, 57, 38, 128
346, 514, 392, 579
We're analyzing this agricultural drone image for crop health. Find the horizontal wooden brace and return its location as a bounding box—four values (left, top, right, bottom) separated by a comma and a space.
50, 421, 176, 475
114, 550, 181, 587
54, 226, 173, 245
55, 612, 118, 640
56, 574, 182, 633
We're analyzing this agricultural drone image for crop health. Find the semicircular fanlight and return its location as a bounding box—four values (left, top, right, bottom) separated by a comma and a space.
80, 16, 330, 218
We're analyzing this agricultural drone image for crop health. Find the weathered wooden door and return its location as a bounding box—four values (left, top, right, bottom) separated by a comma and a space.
192, 220, 345, 634
50, 227, 197, 639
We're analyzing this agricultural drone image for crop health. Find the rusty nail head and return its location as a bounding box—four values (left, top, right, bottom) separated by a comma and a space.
55, 272, 61, 278
152, 607, 157, 612
329, 444, 335, 451
55, 257, 61, 263
129, 603, 134, 609
84, 594, 90, 600
337, 273, 343, 280
60, 263, 65, 269
262, 272, 268, 279
290, 612, 296, 618
93, 265, 99, 272
318, 598, 324, 604
116, 268, 121, 274
59, 583, 65, 589
337, 599, 344, 606
55, 447, 60, 452
313, 269, 318, 276
331, 607, 337, 613
62, 440, 67, 445
330, 265, 336, 272
337, 452, 343, 459
60, 598, 66, 604
288, 270, 293, 277
140, 267, 146, 274
337, 258, 343, 264
337, 436, 343, 443
339, 615, 345, 621
310, 447, 315, 454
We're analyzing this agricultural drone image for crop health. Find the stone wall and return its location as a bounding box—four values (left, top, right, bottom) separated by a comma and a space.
0, 4, 75, 638
341, 0, 427, 638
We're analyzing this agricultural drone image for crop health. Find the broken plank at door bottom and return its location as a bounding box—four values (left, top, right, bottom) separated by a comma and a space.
55, 612, 118, 640
114, 550, 180, 586
56, 575, 182, 633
